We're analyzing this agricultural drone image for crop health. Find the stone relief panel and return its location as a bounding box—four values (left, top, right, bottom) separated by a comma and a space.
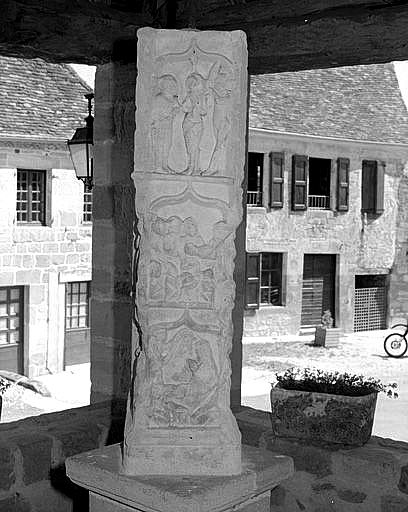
149, 213, 220, 309
141, 316, 221, 429
147, 207, 233, 310
136, 32, 240, 178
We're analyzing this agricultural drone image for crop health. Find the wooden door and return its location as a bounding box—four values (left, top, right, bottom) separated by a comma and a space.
64, 281, 90, 367
0, 287, 23, 374
301, 255, 336, 327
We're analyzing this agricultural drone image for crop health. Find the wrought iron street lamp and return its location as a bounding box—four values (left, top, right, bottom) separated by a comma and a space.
68, 93, 94, 189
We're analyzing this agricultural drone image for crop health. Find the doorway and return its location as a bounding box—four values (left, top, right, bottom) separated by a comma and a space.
301, 254, 336, 327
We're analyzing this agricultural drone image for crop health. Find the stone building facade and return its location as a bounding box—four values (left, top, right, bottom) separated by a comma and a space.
0, 57, 93, 377
244, 64, 408, 337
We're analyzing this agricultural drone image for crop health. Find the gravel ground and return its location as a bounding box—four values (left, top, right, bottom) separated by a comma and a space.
242, 329, 408, 441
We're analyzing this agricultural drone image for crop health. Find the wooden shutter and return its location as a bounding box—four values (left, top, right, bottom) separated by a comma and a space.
291, 155, 308, 210
375, 162, 385, 214
45, 170, 52, 226
362, 160, 384, 214
245, 253, 260, 309
269, 152, 284, 208
337, 157, 350, 211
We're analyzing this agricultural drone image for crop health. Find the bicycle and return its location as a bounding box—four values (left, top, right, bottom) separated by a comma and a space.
384, 323, 408, 358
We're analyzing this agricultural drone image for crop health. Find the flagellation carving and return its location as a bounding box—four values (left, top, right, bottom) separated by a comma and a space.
147, 38, 235, 177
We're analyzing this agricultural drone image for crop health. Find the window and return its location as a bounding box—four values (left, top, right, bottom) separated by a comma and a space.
0, 287, 23, 346
308, 157, 331, 209
245, 252, 283, 308
361, 160, 384, 215
247, 152, 263, 206
16, 170, 45, 223
83, 184, 93, 223
65, 281, 90, 329
16, 169, 51, 225
291, 155, 349, 211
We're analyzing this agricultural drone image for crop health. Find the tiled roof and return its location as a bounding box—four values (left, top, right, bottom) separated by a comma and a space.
250, 63, 408, 144
0, 56, 92, 141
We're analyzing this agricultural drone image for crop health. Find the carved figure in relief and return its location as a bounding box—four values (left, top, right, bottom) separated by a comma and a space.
205, 64, 233, 175
151, 214, 183, 257
150, 75, 186, 172
178, 73, 213, 174
180, 73, 205, 173
184, 220, 231, 260
146, 328, 219, 427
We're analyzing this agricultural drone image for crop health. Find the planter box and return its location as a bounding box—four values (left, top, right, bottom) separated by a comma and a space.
314, 326, 341, 348
270, 386, 378, 447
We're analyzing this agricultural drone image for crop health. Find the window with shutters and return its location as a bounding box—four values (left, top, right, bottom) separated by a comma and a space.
16, 170, 47, 224
245, 252, 283, 308
291, 155, 350, 212
308, 158, 331, 209
247, 152, 263, 206
361, 160, 385, 215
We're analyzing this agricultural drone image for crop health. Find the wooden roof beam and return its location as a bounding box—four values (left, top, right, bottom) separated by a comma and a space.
1, 0, 408, 72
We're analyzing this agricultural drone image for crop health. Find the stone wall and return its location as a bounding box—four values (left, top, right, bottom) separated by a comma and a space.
0, 402, 124, 512
389, 164, 408, 326
0, 404, 407, 511
244, 130, 408, 336
0, 141, 92, 377
236, 407, 408, 512
90, 62, 136, 404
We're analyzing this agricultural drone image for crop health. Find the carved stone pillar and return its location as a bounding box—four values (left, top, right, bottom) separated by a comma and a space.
122, 28, 248, 476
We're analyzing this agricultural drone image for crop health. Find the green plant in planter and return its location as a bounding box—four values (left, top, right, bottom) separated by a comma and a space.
276, 367, 398, 398
270, 367, 398, 447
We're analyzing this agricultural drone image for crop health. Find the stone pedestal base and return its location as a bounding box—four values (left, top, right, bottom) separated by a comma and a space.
66, 444, 294, 512
123, 436, 241, 476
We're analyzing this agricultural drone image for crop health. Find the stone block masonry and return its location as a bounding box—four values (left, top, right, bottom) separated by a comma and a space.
236, 406, 408, 512
0, 403, 405, 511
90, 60, 136, 404
0, 402, 124, 512
122, 27, 248, 476
0, 160, 92, 377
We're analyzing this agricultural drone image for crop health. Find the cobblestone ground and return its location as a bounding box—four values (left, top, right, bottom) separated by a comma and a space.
242, 329, 408, 442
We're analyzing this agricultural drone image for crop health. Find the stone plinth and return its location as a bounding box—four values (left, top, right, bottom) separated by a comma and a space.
123, 27, 248, 476
66, 444, 294, 512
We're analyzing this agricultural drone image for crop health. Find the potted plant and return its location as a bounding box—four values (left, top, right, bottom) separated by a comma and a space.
314, 310, 341, 348
270, 367, 398, 448
0, 376, 11, 420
